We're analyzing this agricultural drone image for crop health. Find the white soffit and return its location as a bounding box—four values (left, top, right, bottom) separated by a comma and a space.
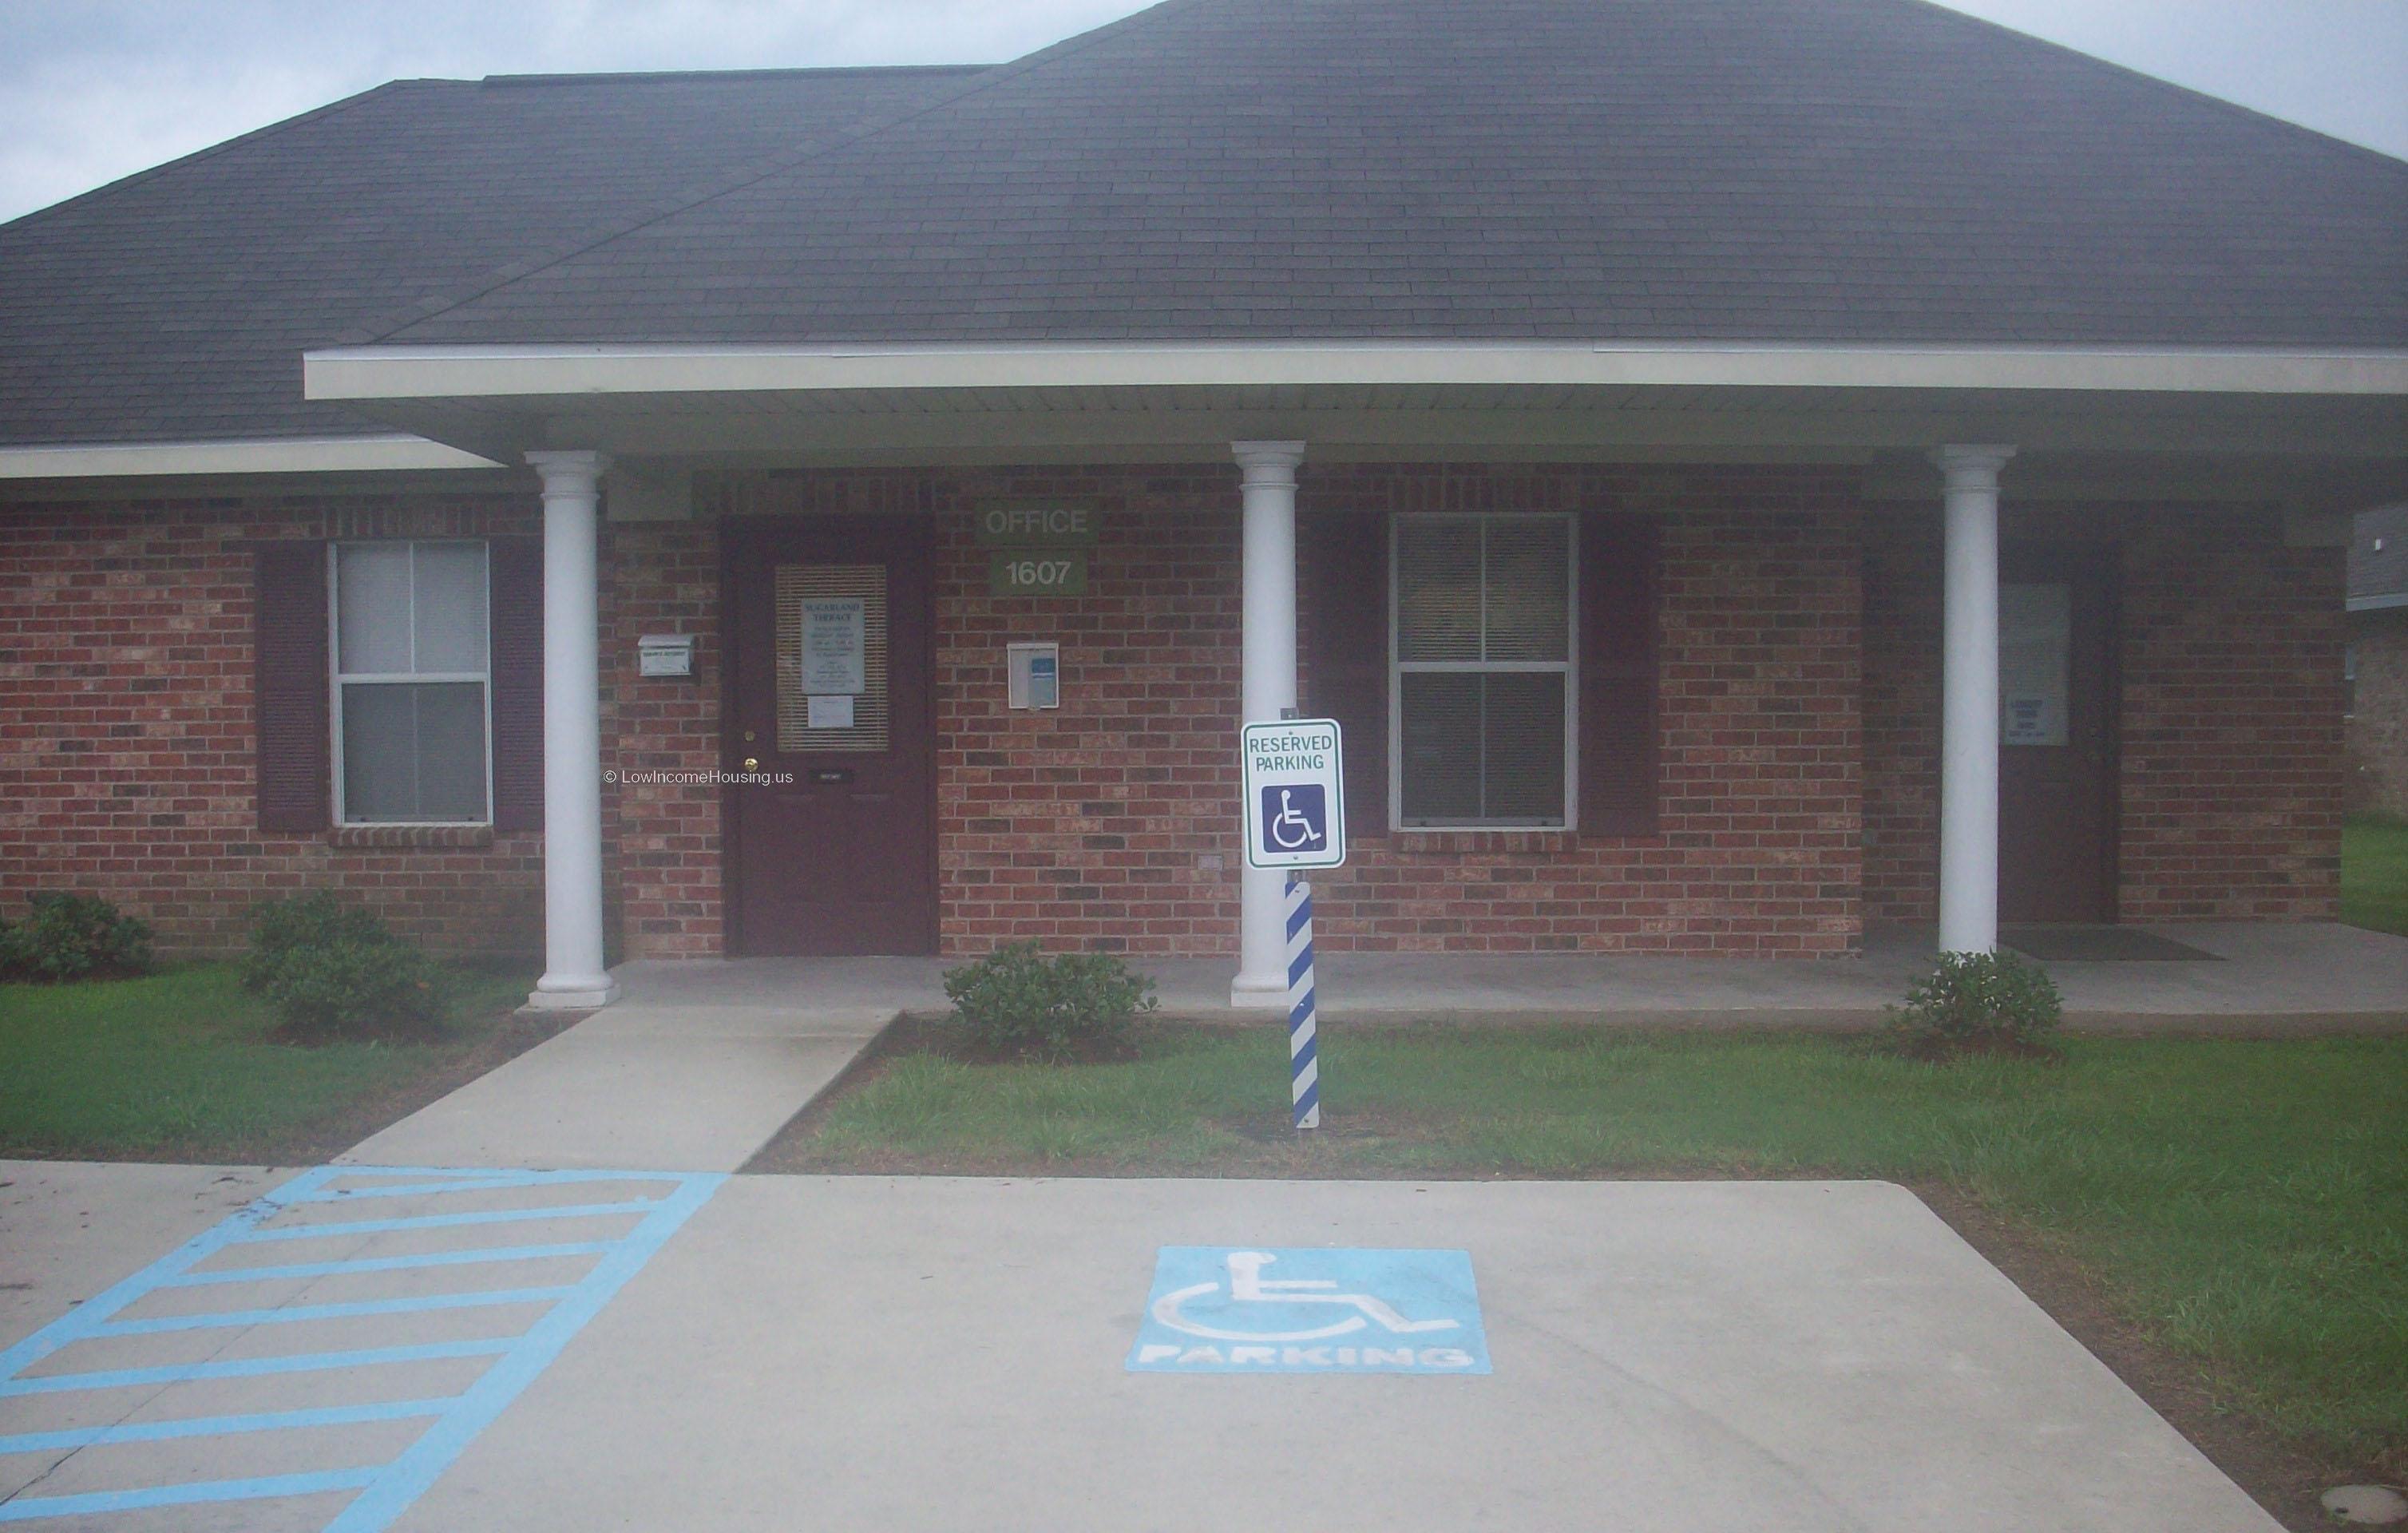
304, 341, 2408, 402
0, 434, 502, 479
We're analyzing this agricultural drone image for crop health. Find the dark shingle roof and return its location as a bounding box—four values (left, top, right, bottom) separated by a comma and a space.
2355, 505, 2408, 604
378, 0, 2408, 351
5, 0, 2405, 452
0, 66, 983, 446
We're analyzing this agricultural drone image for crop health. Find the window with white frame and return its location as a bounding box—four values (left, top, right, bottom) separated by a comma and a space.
1390, 514, 1576, 828
331, 541, 492, 824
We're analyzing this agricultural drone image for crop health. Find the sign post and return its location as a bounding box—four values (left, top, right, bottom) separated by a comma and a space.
1241, 719, 1345, 1131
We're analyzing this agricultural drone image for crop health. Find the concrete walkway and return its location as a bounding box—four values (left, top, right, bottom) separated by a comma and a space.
343, 970, 892, 1173
598, 921, 2408, 1031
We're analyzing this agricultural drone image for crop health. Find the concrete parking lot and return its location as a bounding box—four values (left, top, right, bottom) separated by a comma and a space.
4, 1165, 2281, 1531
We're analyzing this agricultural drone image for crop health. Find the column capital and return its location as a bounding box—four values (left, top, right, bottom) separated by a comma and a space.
1231, 440, 1305, 485
525, 450, 610, 493
1930, 443, 2015, 489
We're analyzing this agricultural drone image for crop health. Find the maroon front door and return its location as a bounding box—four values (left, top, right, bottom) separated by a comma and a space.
1998, 542, 2119, 924
723, 517, 937, 955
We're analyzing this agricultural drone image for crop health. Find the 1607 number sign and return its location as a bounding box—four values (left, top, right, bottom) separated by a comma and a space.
989, 551, 1087, 596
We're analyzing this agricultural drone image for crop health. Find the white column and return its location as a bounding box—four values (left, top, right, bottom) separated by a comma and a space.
525, 450, 618, 1009
1231, 440, 1305, 1008
1933, 444, 2015, 956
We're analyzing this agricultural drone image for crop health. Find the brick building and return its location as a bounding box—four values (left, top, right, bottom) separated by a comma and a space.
3, 0, 2402, 1008
2349, 505, 2408, 815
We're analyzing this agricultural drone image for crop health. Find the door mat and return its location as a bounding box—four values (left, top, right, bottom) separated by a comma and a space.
2002, 925, 2221, 962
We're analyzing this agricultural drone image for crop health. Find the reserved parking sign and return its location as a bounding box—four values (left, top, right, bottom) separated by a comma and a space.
1241, 719, 1346, 870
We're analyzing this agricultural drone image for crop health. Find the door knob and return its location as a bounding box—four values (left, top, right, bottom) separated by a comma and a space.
743, 757, 759, 771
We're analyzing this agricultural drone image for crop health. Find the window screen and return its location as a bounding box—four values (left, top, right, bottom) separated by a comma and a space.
332, 541, 490, 823
1392, 516, 1574, 827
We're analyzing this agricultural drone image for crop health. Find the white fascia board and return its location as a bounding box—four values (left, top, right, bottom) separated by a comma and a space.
0, 434, 501, 479
2349, 592, 2408, 613
303, 341, 2408, 402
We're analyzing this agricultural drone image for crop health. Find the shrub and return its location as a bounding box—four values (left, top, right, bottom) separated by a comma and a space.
243, 893, 448, 1036
941, 941, 1158, 1061
241, 892, 390, 992
1887, 949, 2063, 1060
0, 893, 153, 981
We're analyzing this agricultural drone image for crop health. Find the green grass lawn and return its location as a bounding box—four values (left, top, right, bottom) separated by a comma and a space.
0, 961, 537, 1163
2343, 812, 2408, 937
784, 1025, 2408, 1474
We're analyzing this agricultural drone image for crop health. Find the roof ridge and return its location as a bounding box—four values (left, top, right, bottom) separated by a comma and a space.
339, 0, 1214, 347
478, 64, 991, 87
0, 79, 446, 237
1899, 0, 2408, 172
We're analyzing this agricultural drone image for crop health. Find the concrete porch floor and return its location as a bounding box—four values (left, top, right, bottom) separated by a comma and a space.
612, 921, 2408, 1033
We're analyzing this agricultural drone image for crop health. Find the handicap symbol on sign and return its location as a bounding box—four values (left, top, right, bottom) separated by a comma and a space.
1127, 1246, 1491, 1374
1259, 784, 1327, 855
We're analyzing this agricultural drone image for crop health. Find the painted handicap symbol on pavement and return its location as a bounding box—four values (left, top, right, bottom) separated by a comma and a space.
1128, 1246, 1490, 1374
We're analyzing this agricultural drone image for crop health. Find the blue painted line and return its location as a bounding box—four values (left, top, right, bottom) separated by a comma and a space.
0, 1166, 340, 1386
0, 1397, 453, 1456
0, 1467, 380, 1523
0, 1339, 517, 1398
320, 1171, 724, 1533
90, 1285, 574, 1337
229, 1200, 663, 1245
164, 1242, 612, 1288
297, 1170, 689, 1202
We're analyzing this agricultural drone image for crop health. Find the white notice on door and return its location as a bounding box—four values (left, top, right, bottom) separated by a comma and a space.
1999, 584, 2070, 747
806, 694, 854, 730
799, 598, 867, 695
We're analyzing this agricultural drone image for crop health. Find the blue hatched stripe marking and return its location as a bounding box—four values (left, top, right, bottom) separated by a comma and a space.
166, 1242, 613, 1288
0, 1468, 382, 1523
0, 1165, 721, 1529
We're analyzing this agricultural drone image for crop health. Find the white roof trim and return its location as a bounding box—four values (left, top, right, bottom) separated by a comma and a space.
0, 434, 501, 479
2350, 592, 2408, 613
304, 340, 2408, 402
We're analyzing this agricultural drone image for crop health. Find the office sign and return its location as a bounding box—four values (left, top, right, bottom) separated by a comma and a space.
973, 505, 1099, 548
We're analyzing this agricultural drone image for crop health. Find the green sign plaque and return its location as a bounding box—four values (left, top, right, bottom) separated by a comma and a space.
989, 550, 1088, 597
973, 505, 1099, 548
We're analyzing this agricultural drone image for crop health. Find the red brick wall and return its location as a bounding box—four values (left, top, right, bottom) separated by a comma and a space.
2119, 509, 2345, 919
600, 518, 725, 960
1301, 465, 1865, 956
0, 489, 545, 958
720, 465, 1246, 958
1859, 503, 2345, 925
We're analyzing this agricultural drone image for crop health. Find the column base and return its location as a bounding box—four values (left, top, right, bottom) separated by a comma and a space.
1230, 975, 1289, 1010
523, 974, 620, 1012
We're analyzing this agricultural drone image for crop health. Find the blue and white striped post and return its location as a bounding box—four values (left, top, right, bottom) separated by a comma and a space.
1286, 873, 1319, 1131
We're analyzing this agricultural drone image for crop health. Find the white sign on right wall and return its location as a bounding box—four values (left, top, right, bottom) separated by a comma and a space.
1999, 583, 2071, 747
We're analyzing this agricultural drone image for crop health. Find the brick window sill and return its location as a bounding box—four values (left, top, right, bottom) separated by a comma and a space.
326, 824, 497, 850
1384, 829, 1580, 856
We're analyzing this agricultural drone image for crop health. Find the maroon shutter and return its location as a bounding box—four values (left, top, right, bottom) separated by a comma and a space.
1579, 513, 1661, 837
253, 541, 331, 832
488, 537, 545, 831
1300, 510, 1388, 832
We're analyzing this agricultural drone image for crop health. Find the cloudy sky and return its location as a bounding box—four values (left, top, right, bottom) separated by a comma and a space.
2, 0, 2403, 224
